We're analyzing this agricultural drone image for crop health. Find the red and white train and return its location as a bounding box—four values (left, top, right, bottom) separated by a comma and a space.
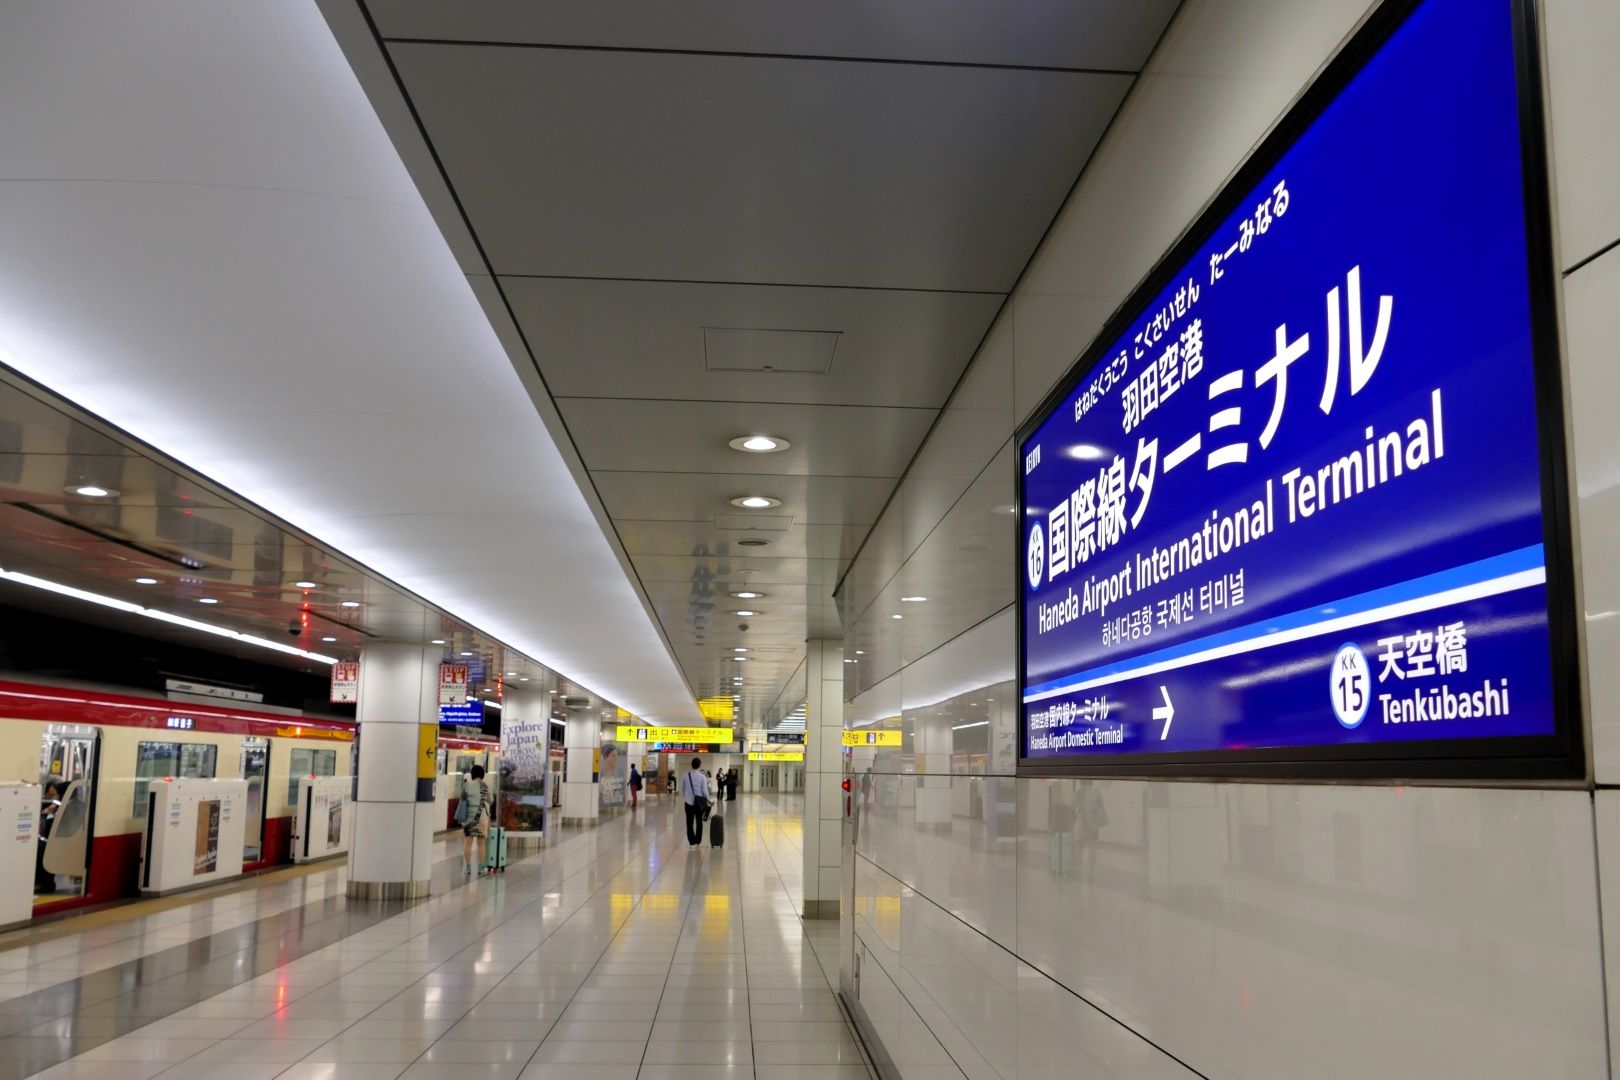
0, 677, 499, 918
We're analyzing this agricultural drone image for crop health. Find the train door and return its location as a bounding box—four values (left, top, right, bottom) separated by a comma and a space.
38, 725, 99, 903
239, 737, 269, 861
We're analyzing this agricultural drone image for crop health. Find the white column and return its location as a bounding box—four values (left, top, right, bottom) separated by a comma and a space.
802, 637, 844, 919
346, 641, 438, 899
914, 711, 954, 831
561, 711, 598, 825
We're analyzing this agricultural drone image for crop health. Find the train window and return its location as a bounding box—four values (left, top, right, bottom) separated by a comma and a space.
133, 741, 218, 817
288, 747, 337, 804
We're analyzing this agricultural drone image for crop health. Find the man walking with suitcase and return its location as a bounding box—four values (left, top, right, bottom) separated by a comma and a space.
681, 756, 711, 848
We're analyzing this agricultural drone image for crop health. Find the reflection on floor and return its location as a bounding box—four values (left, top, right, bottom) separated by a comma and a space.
0, 793, 869, 1080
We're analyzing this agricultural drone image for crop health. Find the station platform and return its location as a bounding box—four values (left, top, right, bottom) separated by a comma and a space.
0, 794, 867, 1080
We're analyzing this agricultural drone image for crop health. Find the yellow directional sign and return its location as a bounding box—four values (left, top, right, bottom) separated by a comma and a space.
748, 750, 805, 762
843, 729, 903, 747
616, 725, 733, 744
697, 696, 735, 721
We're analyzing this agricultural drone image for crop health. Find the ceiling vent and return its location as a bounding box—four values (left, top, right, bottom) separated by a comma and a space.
703, 327, 839, 374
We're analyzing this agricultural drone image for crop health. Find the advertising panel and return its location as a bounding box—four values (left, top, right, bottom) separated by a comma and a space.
599, 742, 625, 809
1018, 0, 1576, 778
498, 714, 548, 833
193, 799, 219, 875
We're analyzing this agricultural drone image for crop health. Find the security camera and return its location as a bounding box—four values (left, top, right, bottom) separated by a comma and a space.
738, 623, 749, 633
287, 620, 302, 638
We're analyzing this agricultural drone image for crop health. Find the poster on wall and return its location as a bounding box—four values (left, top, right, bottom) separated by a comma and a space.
329, 660, 359, 704
193, 799, 220, 875
599, 742, 624, 809
326, 798, 343, 848
1017, 0, 1577, 778
498, 714, 548, 833
438, 663, 469, 705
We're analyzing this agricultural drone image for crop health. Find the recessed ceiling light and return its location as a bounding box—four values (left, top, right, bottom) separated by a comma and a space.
340, 600, 361, 608
891, 613, 903, 620
844, 659, 855, 663
133, 577, 158, 585
69, 485, 115, 498
733, 647, 748, 653
506, 671, 518, 676
729, 496, 781, 509
732, 656, 748, 661
431, 639, 446, 645
294, 580, 318, 589
460, 651, 474, 657
856, 650, 865, 655
729, 435, 790, 454
519, 677, 530, 682
900, 596, 927, 603
731, 591, 764, 599
197, 597, 219, 604
321, 636, 337, 642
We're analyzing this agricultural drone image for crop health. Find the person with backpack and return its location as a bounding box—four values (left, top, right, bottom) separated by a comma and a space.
629, 764, 642, 810
680, 756, 711, 848
458, 764, 491, 875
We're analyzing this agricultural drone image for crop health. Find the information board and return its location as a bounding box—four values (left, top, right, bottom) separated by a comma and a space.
1018, 0, 1576, 777
439, 701, 483, 727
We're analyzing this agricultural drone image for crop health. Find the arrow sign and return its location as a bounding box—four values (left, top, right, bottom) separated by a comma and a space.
1153, 686, 1175, 740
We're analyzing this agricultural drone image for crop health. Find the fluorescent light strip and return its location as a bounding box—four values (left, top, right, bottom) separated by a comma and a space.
952, 720, 989, 731
0, 568, 340, 665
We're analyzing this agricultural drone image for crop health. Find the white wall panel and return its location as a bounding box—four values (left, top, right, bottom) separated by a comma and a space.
1544, 0, 1620, 267
838, 0, 1620, 1075
1564, 244, 1620, 781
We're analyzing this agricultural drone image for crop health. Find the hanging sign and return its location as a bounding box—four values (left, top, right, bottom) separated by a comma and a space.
329, 660, 359, 704
1017, 0, 1577, 777
843, 730, 903, 747
615, 725, 732, 744
439, 663, 469, 705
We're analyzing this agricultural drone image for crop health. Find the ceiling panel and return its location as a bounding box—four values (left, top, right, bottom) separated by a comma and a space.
506, 278, 998, 408
634, 558, 841, 591
390, 42, 1131, 290
369, 0, 1181, 71
591, 471, 894, 527
613, 520, 867, 562
560, 399, 936, 478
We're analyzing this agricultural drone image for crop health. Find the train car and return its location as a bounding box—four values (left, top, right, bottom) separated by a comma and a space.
436, 734, 499, 829
0, 678, 358, 917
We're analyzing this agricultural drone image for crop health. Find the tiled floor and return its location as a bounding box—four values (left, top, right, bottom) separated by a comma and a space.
2, 793, 870, 1080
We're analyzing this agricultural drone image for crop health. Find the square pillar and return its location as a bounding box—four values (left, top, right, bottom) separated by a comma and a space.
561, 711, 598, 825
802, 637, 844, 919
347, 641, 439, 900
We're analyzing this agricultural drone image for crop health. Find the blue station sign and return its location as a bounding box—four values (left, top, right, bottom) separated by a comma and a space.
439, 701, 485, 727
1018, 0, 1577, 776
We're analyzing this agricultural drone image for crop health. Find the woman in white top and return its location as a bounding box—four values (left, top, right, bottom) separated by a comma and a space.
460, 764, 490, 874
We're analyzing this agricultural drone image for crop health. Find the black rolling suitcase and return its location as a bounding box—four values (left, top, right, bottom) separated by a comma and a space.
709, 812, 725, 847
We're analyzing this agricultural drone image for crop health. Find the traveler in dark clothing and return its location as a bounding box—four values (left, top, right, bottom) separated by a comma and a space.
681, 756, 711, 847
